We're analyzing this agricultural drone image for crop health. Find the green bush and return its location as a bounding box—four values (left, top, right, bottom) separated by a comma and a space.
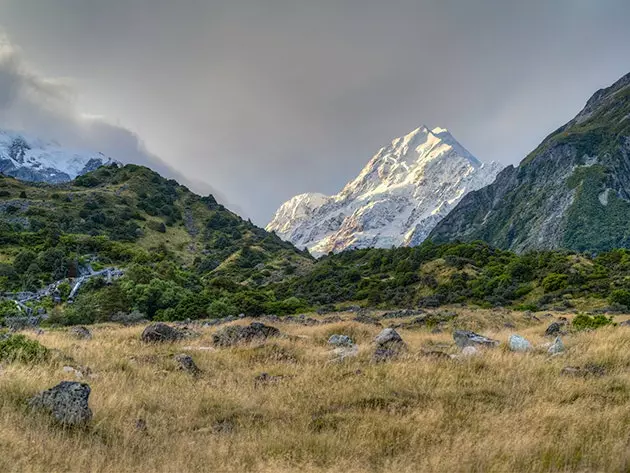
0, 334, 49, 363
572, 313, 614, 331
609, 289, 630, 308
542, 273, 569, 292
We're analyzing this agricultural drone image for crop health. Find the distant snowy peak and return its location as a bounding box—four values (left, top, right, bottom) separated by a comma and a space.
0, 130, 118, 184
267, 125, 503, 256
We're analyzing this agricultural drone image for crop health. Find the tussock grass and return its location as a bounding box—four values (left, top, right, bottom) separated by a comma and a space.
1, 311, 630, 472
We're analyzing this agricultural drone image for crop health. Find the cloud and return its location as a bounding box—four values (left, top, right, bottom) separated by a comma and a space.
0, 33, 227, 205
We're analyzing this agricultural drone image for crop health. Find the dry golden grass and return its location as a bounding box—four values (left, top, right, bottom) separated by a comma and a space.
2, 310, 630, 472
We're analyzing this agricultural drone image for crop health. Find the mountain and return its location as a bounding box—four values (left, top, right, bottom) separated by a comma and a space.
0, 130, 117, 183
267, 126, 502, 256
430, 72, 630, 253
0, 164, 312, 294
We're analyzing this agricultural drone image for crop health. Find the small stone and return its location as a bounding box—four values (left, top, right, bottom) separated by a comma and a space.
545, 318, 568, 336
508, 334, 533, 352
453, 330, 499, 349
70, 326, 92, 340
29, 381, 92, 426
548, 337, 565, 354
174, 353, 201, 376
327, 334, 354, 347
135, 418, 148, 432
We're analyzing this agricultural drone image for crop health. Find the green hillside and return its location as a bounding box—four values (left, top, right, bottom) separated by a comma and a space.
0, 164, 313, 323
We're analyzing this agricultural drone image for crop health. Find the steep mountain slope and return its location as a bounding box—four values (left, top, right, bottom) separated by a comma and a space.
0, 130, 117, 184
267, 126, 502, 256
430, 71, 630, 253
0, 164, 312, 293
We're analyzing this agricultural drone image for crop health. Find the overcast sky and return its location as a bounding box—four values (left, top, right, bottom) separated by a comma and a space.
0, 0, 629, 224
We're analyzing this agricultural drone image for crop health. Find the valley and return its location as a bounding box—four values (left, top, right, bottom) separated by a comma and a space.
2, 309, 630, 472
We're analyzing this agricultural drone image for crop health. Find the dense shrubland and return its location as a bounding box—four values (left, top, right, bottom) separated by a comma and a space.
4, 165, 630, 326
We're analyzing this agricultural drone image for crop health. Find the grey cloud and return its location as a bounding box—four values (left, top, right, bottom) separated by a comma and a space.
0, 0, 629, 224
0, 33, 226, 205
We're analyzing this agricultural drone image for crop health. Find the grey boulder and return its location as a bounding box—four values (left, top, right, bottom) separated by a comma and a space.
548, 337, 565, 354
141, 323, 184, 343
372, 328, 406, 362
508, 334, 533, 352
29, 381, 92, 426
212, 322, 281, 347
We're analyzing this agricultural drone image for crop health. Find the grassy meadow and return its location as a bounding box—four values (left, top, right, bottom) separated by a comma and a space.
2, 309, 630, 472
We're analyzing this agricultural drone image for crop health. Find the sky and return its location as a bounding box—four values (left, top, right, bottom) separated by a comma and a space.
0, 0, 629, 224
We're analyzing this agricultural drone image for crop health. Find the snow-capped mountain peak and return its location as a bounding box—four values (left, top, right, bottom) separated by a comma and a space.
267, 125, 503, 256
0, 130, 118, 183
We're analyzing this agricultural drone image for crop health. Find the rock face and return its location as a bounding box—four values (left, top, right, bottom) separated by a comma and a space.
430, 71, 630, 253
267, 126, 502, 256
29, 381, 92, 426
453, 330, 499, 349
373, 328, 407, 362
212, 322, 281, 347
141, 323, 183, 343
0, 130, 118, 184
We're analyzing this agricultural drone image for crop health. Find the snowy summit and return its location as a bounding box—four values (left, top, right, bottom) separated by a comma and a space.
0, 130, 118, 183
267, 125, 503, 257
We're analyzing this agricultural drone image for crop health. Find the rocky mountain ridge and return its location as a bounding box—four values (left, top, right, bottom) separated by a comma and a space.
0, 130, 117, 183
429, 71, 630, 253
267, 126, 502, 256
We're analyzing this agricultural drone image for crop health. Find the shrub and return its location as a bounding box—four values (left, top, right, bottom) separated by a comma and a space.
542, 273, 569, 292
0, 334, 49, 363
572, 313, 614, 331
609, 289, 630, 308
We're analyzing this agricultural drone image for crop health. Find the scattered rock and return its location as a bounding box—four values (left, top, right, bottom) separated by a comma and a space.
330, 344, 359, 363
353, 315, 382, 326
453, 330, 499, 349
322, 315, 343, 324
508, 334, 533, 352
29, 381, 92, 426
548, 336, 565, 355
141, 323, 184, 343
174, 354, 201, 376
328, 334, 354, 347
545, 318, 568, 336
70, 326, 92, 340
619, 320, 630, 327
135, 418, 148, 433
382, 309, 425, 319
212, 322, 281, 347
372, 328, 406, 362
